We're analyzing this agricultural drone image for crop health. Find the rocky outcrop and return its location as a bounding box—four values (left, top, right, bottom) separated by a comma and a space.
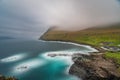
0, 75, 18, 80
69, 54, 120, 80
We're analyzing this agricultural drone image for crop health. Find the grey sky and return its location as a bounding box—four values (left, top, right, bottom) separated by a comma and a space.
0, 0, 120, 39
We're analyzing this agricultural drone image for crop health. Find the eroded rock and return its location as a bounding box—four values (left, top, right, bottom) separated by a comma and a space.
69, 54, 120, 80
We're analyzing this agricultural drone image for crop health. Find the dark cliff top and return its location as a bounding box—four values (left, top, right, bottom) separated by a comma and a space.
69, 54, 120, 80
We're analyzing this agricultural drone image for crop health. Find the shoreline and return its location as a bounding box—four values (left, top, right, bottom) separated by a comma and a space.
40, 38, 95, 47
40, 26, 120, 80
40, 38, 105, 80
40, 39, 100, 52
40, 38, 120, 80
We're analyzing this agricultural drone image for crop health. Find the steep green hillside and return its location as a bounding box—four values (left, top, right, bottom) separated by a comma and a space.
41, 24, 120, 46
40, 24, 120, 65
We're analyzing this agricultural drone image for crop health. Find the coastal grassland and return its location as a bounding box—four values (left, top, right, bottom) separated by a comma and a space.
104, 52, 120, 65
41, 26, 120, 46
41, 24, 120, 65
104, 51, 120, 72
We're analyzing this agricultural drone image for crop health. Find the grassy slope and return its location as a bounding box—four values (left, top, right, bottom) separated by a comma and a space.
41, 24, 120, 65
41, 25, 120, 46
104, 52, 120, 64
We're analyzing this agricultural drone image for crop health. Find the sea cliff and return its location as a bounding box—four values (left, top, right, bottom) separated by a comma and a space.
40, 25, 120, 80
69, 54, 120, 80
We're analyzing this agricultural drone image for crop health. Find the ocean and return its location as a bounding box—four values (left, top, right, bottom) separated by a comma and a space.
0, 39, 97, 80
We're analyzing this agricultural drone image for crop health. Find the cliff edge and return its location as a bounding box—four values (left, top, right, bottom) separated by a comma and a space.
69, 54, 120, 80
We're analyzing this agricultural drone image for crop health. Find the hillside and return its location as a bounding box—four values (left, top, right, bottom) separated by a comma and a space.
40, 24, 120, 80
40, 24, 120, 46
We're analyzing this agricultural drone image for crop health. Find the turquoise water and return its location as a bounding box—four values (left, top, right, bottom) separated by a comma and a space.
0, 39, 97, 80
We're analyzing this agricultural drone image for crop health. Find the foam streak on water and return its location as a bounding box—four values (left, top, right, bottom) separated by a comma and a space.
12, 58, 45, 75
41, 40, 98, 52
0, 53, 27, 63
41, 50, 83, 80
0, 40, 97, 80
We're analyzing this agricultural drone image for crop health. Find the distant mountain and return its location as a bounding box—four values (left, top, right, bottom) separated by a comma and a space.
0, 36, 14, 40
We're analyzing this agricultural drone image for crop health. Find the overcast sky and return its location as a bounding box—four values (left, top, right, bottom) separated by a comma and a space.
0, 0, 120, 39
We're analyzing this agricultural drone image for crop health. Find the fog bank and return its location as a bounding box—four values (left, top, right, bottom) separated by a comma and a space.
0, 0, 120, 38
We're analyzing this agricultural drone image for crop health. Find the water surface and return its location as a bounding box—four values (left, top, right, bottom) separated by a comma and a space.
0, 39, 97, 80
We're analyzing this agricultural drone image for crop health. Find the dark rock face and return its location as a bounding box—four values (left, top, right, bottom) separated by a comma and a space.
0, 75, 18, 80
69, 55, 120, 80
0, 75, 5, 80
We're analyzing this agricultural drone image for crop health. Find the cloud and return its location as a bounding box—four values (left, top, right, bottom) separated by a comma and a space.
0, 0, 120, 38
41, 0, 120, 30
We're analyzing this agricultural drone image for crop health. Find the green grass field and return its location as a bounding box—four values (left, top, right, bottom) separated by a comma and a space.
104, 52, 120, 64
41, 25, 120, 46
41, 24, 120, 64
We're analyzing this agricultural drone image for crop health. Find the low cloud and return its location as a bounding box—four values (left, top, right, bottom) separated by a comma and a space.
41, 0, 120, 30
0, 0, 120, 38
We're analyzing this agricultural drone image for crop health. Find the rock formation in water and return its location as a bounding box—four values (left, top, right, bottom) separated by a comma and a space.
69, 54, 120, 80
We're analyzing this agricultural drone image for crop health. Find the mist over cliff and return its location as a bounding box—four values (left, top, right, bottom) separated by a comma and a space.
0, 0, 120, 38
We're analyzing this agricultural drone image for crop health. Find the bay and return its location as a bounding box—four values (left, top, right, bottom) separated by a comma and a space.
0, 39, 97, 80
